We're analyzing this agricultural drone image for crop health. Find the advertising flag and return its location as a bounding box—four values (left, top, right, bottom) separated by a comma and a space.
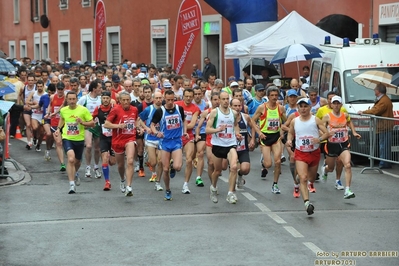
94, 0, 106, 62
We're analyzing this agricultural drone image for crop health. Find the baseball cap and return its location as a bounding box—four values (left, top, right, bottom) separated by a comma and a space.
254, 84, 265, 91
56, 82, 65, 89
138, 73, 146, 79
228, 76, 236, 82
141, 79, 150, 85
163, 80, 172, 88
331, 95, 342, 103
230, 81, 239, 87
140, 66, 147, 73
273, 79, 281, 87
101, 91, 111, 97
297, 98, 311, 105
111, 74, 120, 83
8, 71, 16, 76
287, 89, 298, 97
301, 83, 309, 90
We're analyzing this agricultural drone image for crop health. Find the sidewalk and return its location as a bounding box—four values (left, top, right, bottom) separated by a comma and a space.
0, 158, 29, 186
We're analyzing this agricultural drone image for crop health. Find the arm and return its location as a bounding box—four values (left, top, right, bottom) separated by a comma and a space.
315, 117, 332, 143
281, 113, 295, 132
361, 101, 387, 116
186, 111, 199, 130
320, 97, 328, 107
346, 114, 361, 139
286, 118, 295, 147
245, 113, 256, 150
233, 110, 243, 141
251, 104, 265, 136
195, 111, 207, 140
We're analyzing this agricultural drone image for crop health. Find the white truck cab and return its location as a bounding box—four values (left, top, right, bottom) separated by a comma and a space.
310, 37, 399, 156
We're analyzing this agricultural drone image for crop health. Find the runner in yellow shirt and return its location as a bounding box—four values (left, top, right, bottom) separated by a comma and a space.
54, 91, 94, 194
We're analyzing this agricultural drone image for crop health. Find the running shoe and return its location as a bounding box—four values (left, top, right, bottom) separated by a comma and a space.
169, 159, 176, 178
94, 167, 102, 179
335, 180, 344, 190
293, 186, 300, 198
196, 177, 204, 187
305, 201, 314, 215
138, 168, 145, 177
271, 184, 281, 194
261, 168, 268, 178
315, 173, 320, 181
75, 173, 81, 186
35, 145, 41, 152
182, 183, 190, 194
344, 189, 355, 199
60, 163, 66, 172
26, 143, 32, 150
164, 190, 172, 200
281, 155, 286, 163
308, 182, 316, 193
237, 174, 245, 189
154, 182, 163, 191
44, 150, 51, 161
120, 180, 126, 193
68, 184, 76, 194
85, 166, 91, 178
322, 165, 328, 183
210, 185, 218, 203
149, 173, 157, 182
226, 193, 237, 204
103, 180, 111, 191
125, 186, 133, 197
33, 137, 37, 145
134, 162, 140, 173
145, 162, 153, 172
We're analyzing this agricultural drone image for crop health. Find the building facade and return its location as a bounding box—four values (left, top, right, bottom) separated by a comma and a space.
1, 0, 396, 78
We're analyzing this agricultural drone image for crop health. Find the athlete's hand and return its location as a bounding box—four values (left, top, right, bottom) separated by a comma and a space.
184, 133, 189, 139
249, 138, 255, 150
119, 123, 126, 129
259, 133, 267, 140
218, 124, 227, 132
76, 117, 83, 124
353, 132, 361, 139
286, 140, 292, 147
236, 133, 243, 141
195, 134, 201, 141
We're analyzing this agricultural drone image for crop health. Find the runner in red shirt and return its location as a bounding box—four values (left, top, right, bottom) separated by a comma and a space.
175, 88, 200, 194
104, 91, 140, 197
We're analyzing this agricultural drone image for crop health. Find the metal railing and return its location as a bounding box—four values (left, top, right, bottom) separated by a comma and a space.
348, 112, 398, 174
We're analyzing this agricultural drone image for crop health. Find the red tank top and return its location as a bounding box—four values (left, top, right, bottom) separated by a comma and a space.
50, 94, 65, 127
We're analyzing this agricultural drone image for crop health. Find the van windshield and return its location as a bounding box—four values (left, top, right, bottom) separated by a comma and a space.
343, 68, 399, 103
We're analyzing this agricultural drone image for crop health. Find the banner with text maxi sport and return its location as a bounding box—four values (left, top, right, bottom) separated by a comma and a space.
173, 0, 202, 74
94, 0, 106, 62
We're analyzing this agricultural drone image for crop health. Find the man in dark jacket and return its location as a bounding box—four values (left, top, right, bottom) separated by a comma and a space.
358, 84, 394, 169
202, 57, 217, 81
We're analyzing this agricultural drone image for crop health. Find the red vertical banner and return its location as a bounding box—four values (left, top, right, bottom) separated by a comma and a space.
173, 0, 202, 74
94, 0, 106, 62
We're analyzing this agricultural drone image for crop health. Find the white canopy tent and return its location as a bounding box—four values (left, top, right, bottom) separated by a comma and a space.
224, 11, 343, 60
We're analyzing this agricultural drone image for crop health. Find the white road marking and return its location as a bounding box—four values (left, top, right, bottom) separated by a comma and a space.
267, 213, 287, 224
219, 176, 228, 183
283, 226, 304, 238
254, 203, 271, 212
241, 192, 257, 201
303, 242, 323, 254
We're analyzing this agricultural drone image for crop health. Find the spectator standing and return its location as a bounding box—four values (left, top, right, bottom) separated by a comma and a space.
203, 57, 217, 81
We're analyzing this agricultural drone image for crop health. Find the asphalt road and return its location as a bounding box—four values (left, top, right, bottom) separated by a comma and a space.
0, 139, 398, 266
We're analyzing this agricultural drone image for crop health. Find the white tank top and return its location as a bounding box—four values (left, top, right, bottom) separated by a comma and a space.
24, 85, 36, 103
294, 115, 320, 152
80, 94, 101, 114
211, 107, 237, 147
32, 91, 46, 114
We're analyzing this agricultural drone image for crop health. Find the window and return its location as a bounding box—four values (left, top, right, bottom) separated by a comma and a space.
106, 27, 121, 64
13, 0, 20, 23
82, 0, 91, 7
81, 29, 93, 63
58, 30, 70, 61
33, 0, 39, 20
42, 0, 47, 15
150, 20, 169, 68
319, 63, 332, 98
9, 41, 16, 58
34, 33, 41, 60
60, 0, 68, 9
42, 32, 49, 60
20, 40, 27, 58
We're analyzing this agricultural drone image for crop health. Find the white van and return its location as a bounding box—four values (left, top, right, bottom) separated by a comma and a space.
310, 37, 399, 156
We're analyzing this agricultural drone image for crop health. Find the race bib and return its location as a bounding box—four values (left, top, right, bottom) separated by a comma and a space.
166, 114, 181, 130
66, 122, 79, 136
122, 119, 135, 134
185, 111, 193, 123
54, 106, 60, 118
236, 141, 245, 151
267, 119, 280, 131
330, 129, 348, 143
298, 136, 314, 152
102, 125, 112, 137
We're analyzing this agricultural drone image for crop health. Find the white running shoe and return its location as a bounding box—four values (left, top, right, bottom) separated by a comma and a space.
94, 168, 102, 179
226, 193, 237, 204
210, 185, 218, 203
68, 184, 76, 194
120, 180, 126, 193
182, 183, 190, 194
125, 186, 133, 197
85, 166, 91, 178
75, 173, 81, 186
154, 182, 163, 191
335, 180, 344, 190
